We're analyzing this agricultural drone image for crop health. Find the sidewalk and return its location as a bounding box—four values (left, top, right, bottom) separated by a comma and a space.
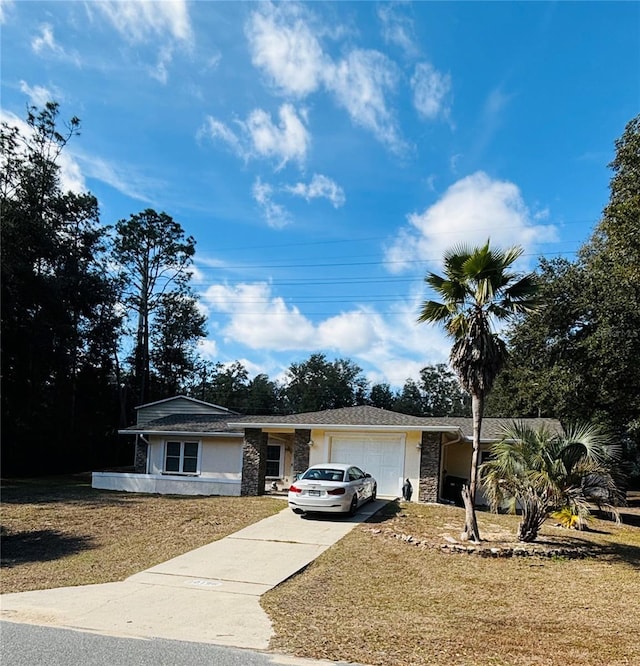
0, 500, 385, 650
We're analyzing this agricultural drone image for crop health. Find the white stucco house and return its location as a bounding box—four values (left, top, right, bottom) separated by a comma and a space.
92, 395, 562, 504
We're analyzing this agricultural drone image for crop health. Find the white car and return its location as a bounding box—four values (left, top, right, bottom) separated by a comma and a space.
288, 463, 377, 516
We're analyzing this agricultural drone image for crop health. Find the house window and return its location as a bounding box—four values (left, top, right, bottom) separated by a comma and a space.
266, 444, 283, 478
165, 441, 200, 474
480, 450, 494, 465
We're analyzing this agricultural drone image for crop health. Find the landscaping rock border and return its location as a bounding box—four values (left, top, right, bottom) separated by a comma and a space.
366, 527, 588, 559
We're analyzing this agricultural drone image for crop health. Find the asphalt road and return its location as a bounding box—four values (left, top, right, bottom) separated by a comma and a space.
0, 622, 358, 666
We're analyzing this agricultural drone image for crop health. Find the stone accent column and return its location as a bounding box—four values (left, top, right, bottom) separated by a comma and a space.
292, 429, 311, 478
134, 436, 148, 474
419, 431, 442, 503
241, 428, 268, 496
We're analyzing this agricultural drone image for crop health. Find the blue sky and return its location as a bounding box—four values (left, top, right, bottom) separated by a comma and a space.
2, 1, 638, 389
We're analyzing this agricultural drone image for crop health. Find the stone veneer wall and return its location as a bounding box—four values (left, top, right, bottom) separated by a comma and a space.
419, 431, 442, 502
134, 437, 148, 474
241, 428, 268, 496
292, 429, 311, 477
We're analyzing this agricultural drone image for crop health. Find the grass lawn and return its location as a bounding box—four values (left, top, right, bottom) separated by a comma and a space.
261, 499, 640, 666
1, 478, 639, 666
0, 476, 284, 593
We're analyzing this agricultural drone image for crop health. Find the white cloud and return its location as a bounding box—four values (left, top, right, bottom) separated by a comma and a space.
198, 116, 249, 161
317, 310, 380, 355
411, 62, 452, 121
31, 23, 57, 53
200, 280, 451, 388
286, 174, 345, 208
0, 0, 14, 24
202, 282, 315, 349
31, 23, 81, 65
19, 81, 56, 107
200, 104, 310, 169
88, 1, 192, 83
75, 152, 158, 203
93, 0, 192, 43
245, 1, 326, 97
252, 177, 291, 229
385, 171, 559, 272
377, 2, 418, 58
197, 338, 218, 359
246, 104, 310, 168
324, 49, 407, 154
246, 3, 410, 154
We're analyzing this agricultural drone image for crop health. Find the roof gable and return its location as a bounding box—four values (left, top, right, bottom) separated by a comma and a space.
135, 395, 238, 426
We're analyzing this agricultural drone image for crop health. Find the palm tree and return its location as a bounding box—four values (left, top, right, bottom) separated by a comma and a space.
480, 422, 624, 542
418, 241, 539, 541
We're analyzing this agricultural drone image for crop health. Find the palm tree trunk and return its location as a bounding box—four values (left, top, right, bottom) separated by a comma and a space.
461, 393, 482, 542
461, 485, 480, 542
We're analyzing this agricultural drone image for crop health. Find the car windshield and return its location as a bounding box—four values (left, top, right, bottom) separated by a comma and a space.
301, 468, 345, 482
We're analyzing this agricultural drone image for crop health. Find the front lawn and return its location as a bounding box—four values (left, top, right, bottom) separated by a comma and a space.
0, 476, 284, 593
1, 478, 638, 666
262, 500, 640, 666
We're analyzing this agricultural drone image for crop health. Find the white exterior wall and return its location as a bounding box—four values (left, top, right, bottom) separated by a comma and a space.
403, 431, 423, 502
93, 433, 243, 496
92, 472, 241, 496
147, 435, 243, 476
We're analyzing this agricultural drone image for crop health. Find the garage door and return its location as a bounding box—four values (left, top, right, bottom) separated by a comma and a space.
330, 435, 405, 497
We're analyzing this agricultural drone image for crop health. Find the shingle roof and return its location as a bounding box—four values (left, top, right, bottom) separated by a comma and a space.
120, 413, 242, 434
121, 405, 563, 441
229, 406, 563, 440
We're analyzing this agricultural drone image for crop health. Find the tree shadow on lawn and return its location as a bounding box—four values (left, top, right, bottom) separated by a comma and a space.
0, 528, 95, 567
363, 499, 404, 524
1, 478, 146, 508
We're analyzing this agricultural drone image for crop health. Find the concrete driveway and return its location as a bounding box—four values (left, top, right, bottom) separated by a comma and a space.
0, 500, 386, 650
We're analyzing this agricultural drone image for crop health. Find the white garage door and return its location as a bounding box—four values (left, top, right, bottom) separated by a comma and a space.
330, 435, 405, 497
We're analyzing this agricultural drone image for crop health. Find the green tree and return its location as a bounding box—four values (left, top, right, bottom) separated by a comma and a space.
490, 115, 640, 483
393, 379, 424, 416
480, 422, 624, 542
284, 353, 368, 413
418, 241, 539, 541
419, 363, 471, 416
113, 209, 196, 405
207, 361, 250, 412
487, 258, 587, 420
246, 373, 284, 415
1, 103, 121, 474
149, 291, 206, 396
369, 382, 396, 410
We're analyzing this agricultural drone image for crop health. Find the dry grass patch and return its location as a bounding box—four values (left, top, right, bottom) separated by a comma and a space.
262, 501, 640, 666
1, 476, 284, 593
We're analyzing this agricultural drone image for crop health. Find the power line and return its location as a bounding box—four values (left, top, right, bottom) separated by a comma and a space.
192, 249, 579, 275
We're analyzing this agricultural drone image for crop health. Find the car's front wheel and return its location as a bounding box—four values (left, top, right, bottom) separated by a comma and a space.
371, 484, 377, 501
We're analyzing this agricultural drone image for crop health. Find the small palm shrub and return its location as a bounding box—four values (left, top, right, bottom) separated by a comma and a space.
480, 422, 624, 542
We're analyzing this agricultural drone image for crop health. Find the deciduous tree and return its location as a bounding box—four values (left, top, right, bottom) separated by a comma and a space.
284, 353, 368, 413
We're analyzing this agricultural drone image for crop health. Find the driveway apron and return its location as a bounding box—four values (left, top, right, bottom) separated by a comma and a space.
0, 500, 385, 650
